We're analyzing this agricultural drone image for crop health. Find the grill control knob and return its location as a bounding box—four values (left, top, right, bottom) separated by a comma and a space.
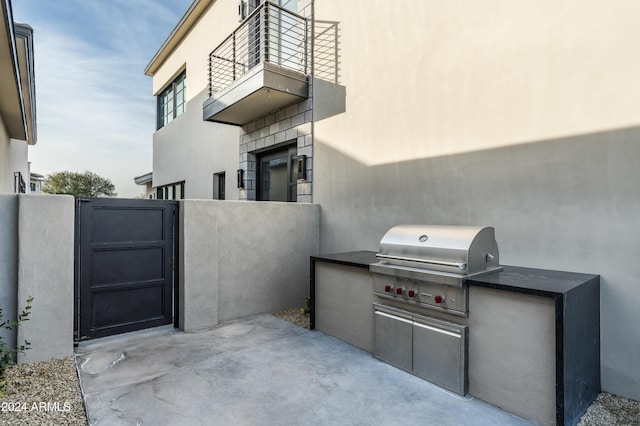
408, 289, 416, 298
384, 284, 394, 293
434, 295, 445, 304
395, 287, 405, 295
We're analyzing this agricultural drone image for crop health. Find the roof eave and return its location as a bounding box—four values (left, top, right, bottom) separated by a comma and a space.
134, 172, 153, 185
0, 0, 28, 141
15, 23, 36, 145
144, 0, 214, 77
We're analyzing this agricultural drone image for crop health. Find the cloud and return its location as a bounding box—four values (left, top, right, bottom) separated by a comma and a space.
28, 27, 154, 197
14, 0, 192, 197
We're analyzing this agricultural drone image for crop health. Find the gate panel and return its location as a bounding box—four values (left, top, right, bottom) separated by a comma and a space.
76, 198, 177, 340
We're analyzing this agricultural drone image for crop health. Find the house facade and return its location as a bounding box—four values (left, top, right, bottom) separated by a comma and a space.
145, 0, 238, 200
0, 0, 36, 194
29, 170, 43, 193
145, 0, 312, 202
147, 0, 640, 403
133, 171, 155, 198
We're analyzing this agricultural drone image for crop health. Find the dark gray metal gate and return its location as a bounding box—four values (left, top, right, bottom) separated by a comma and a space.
75, 198, 177, 340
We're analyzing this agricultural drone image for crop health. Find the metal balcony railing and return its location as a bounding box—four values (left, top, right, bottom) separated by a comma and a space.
208, 1, 310, 97
14, 172, 26, 194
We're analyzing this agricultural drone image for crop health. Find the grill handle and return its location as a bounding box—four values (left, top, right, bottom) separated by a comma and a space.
375, 254, 467, 270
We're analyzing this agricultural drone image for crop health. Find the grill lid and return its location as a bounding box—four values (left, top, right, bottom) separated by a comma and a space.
374, 225, 500, 276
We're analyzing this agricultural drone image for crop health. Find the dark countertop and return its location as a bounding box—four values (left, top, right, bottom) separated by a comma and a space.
311, 251, 377, 269
468, 266, 599, 297
312, 251, 599, 298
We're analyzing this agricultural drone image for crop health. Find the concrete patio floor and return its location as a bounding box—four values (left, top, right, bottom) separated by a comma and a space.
75, 314, 536, 426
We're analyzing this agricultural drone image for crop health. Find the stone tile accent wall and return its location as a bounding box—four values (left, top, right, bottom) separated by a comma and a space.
238, 94, 313, 203
237, 0, 313, 203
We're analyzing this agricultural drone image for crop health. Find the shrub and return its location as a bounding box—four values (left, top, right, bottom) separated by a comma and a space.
299, 296, 311, 315
1, 296, 34, 373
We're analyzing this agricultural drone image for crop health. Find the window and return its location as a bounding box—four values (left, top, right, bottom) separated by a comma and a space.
157, 71, 186, 129
156, 182, 185, 200
257, 144, 298, 202
214, 172, 226, 200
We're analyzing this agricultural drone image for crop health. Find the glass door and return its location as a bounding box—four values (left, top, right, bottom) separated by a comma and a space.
258, 144, 298, 202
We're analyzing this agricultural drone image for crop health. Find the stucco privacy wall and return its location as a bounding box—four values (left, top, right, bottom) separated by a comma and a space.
179, 200, 319, 332
17, 195, 74, 363
0, 195, 18, 349
313, 0, 640, 400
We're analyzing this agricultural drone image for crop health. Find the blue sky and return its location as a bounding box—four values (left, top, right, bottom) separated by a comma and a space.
12, 0, 193, 197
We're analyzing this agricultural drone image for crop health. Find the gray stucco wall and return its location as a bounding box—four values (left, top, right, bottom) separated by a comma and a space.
153, 89, 240, 199
179, 200, 320, 332
17, 195, 75, 363
0, 120, 11, 193
0, 195, 18, 350
314, 127, 640, 400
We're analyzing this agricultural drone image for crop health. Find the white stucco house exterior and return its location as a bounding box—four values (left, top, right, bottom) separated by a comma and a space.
0, 0, 36, 195
142, 0, 640, 406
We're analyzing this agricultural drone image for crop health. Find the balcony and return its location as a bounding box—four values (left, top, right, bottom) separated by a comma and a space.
203, 1, 310, 126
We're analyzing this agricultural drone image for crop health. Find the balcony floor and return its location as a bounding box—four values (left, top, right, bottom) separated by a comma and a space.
203, 62, 308, 126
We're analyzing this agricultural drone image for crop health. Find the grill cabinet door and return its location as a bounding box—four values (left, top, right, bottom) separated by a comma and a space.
412, 317, 467, 395
374, 307, 412, 372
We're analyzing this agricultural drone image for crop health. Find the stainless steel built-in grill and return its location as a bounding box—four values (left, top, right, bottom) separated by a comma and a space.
369, 225, 501, 396
370, 225, 501, 316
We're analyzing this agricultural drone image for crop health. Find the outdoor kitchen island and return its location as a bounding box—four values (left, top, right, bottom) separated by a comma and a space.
310, 251, 600, 426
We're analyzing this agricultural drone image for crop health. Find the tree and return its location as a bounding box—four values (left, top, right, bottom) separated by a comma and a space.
42, 171, 116, 197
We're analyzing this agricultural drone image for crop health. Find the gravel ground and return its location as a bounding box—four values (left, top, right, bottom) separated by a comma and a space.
577, 391, 640, 425
0, 357, 87, 425
274, 307, 310, 329
0, 311, 636, 426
